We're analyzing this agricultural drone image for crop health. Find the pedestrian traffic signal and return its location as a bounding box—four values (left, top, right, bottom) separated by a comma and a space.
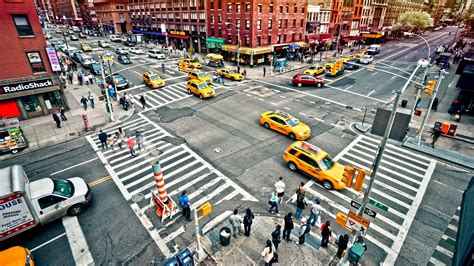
342, 166, 356, 187
424, 80, 436, 95
197, 202, 212, 220
354, 169, 367, 191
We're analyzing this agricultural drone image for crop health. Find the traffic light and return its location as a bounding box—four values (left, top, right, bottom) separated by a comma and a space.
424, 80, 436, 95
354, 169, 367, 191
342, 166, 356, 187
197, 202, 212, 220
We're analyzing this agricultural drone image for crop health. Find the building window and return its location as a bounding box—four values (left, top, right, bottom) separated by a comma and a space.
278, 19, 282, 29
284, 34, 287, 43
26, 52, 46, 73
227, 19, 232, 28
279, 6, 283, 13
245, 36, 250, 46
284, 19, 288, 28
246, 20, 250, 30
302, 7, 305, 13
119, 13, 124, 20
269, 5, 273, 13
227, 4, 232, 13
267, 35, 271, 45
285, 4, 289, 13
299, 33, 302, 40
293, 19, 296, 27
277, 35, 281, 44
237, 4, 240, 12
211, 16, 214, 23
218, 16, 222, 23
301, 19, 304, 27
227, 35, 232, 43
12, 15, 34, 36
218, 0, 222, 9
257, 36, 261, 46
236, 19, 240, 28
294, 6, 297, 13
246, 4, 250, 13
210, 0, 214, 9
268, 19, 272, 29
258, 4, 262, 13
257, 19, 261, 30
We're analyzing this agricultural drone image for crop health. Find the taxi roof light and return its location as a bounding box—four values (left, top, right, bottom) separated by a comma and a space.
300, 141, 321, 154
274, 110, 291, 119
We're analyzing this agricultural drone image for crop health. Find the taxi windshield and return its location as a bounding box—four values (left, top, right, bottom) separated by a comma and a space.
53, 179, 74, 197
319, 155, 335, 171
196, 73, 208, 78
150, 75, 161, 81
287, 117, 299, 127
197, 83, 209, 89
228, 70, 236, 74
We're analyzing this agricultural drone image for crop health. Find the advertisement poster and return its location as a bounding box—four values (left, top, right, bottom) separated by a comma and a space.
46, 47, 62, 72
0, 194, 36, 239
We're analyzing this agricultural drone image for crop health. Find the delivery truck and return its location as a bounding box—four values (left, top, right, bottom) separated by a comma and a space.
0, 165, 92, 241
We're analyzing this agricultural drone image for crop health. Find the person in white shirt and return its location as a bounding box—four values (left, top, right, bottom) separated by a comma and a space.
261, 240, 275, 266
274, 176, 286, 205
309, 197, 322, 226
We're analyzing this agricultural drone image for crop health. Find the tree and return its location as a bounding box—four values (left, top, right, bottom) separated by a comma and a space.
396, 11, 434, 31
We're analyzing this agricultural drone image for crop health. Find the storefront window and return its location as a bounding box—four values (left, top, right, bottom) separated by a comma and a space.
21, 96, 42, 113
26, 51, 46, 73
44, 91, 64, 110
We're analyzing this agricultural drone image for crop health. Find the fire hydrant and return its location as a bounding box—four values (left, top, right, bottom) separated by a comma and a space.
82, 113, 91, 131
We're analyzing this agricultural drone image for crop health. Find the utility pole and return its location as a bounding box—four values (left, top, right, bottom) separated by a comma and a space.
236, 24, 241, 68
416, 69, 446, 145
339, 61, 427, 265
410, 58, 430, 118
100, 60, 115, 122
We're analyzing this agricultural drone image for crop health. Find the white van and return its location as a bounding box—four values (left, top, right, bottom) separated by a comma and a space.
149, 49, 165, 59
109, 34, 122, 42
367, 44, 381, 55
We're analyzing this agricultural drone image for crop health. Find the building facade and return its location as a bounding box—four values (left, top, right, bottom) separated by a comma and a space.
94, 0, 130, 34
129, 0, 207, 53
207, 0, 308, 66
383, 0, 424, 29
307, 0, 332, 34
53, 0, 83, 24
0, 0, 67, 120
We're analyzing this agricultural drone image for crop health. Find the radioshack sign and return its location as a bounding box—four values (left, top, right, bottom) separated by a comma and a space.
0, 79, 54, 94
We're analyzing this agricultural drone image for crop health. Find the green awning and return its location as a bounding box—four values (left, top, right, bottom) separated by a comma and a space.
206, 38, 225, 44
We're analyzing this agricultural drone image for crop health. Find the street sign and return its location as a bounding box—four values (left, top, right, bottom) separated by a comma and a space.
350, 200, 377, 218
345, 211, 370, 235
369, 198, 389, 212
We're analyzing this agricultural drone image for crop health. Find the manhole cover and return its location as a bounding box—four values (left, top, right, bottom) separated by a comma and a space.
69, 132, 76, 137
131, 193, 144, 203
214, 148, 223, 153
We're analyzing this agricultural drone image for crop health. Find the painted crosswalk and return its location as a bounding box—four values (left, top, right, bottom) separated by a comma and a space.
295, 134, 436, 264
86, 113, 256, 256
428, 206, 460, 266
131, 82, 224, 110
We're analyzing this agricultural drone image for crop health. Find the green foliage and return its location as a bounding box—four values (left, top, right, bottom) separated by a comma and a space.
396, 11, 434, 30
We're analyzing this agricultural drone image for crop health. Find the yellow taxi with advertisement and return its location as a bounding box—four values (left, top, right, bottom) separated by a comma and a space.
304, 65, 326, 76
188, 70, 212, 84
260, 110, 311, 140
0, 246, 34, 266
186, 79, 214, 99
339, 55, 355, 62
178, 58, 202, 69
216, 68, 244, 81
283, 141, 347, 190
143, 72, 166, 88
81, 43, 92, 52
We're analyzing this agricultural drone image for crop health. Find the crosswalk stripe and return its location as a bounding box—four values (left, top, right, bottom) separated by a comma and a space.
215, 190, 240, 205
111, 142, 173, 168
429, 256, 446, 265
106, 134, 168, 162
141, 93, 162, 106
168, 172, 215, 197
435, 245, 454, 257
447, 224, 458, 231
192, 183, 231, 208
147, 91, 171, 104
187, 175, 224, 200
167, 84, 189, 97
163, 85, 185, 98
103, 131, 165, 158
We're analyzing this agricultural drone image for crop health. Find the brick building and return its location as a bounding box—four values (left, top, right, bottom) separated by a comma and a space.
207, 0, 308, 66
0, 0, 67, 120
53, 0, 83, 25
95, 0, 130, 34
307, 0, 332, 34
129, 0, 207, 53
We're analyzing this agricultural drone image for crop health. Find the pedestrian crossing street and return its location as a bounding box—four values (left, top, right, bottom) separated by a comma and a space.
428, 206, 460, 266
86, 113, 256, 255
298, 134, 437, 264
131, 81, 224, 110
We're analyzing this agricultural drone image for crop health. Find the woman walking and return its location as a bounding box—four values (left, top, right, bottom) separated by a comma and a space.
127, 136, 136, 157
261, 240, 275, 266
243, 208, 254, 236
268, 191, 279, 214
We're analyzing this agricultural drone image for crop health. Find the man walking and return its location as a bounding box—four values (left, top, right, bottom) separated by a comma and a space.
263, 66, 266, 77
139, 94, 146, 109
431, 127, 442, 148
320, 221, 332, 247
309, 198, 322, 226
243, 208, 254, 236
229, 209, 243, 238
80, 96, 88, 111
88, 92, 95, 109
127, 136, 136, 157
294, 195, 307, 219
275, 177, 285, 205
336, 234, 350, 258
283, 212, 294, 242
271, 225, 282, 250
178, 191, 192, 221
135, 130, 144, 151
98, 130, 108, 150
52, 112, 61, 128
59, 106, 67, 121
298, 217, 311, 245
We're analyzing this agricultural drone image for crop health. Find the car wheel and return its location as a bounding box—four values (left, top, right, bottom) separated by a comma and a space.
322, 181, 334, 190
264, 122, 270, 129
67, 204, 85, 216
297, 83, 302, 87
199, 94, 203, 99
11, 149, 18, 154
288, 162, 297, 171
187, 89, 192, 94
289, 133, 296, 140
316, 83, 322, 88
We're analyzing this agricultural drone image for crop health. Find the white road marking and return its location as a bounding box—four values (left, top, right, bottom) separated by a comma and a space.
435, 245, 454, 257
367, 90, 376, 96
429, 257, 445, 265
50, 158, 99, 176
371, 72, 378, 76
391, 76, 397, 79
279, 95, 287, 98
310, 101, 315, 104
133, 70, 142, 76
30, 233, 67, 252
62, 216, 94, 265
270, 102, 277, 106
343, 85, 353, 92
299, 112, 307, 116
325, 84, 387, 104
284, 107, 290, 110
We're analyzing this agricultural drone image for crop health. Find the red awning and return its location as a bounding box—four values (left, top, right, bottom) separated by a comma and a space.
168, 34, 190, 40
0, 100, 21, 118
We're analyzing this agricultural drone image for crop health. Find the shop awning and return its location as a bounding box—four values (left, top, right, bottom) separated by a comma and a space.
169, 34, 189, 40
131, 30, 166, 36
295, 42, 309, 48
206, 38, 225, 44
290, 43, 300, 49
222, 45, 272, 55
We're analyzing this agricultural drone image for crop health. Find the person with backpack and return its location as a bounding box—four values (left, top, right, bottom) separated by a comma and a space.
243, 208, 254, 237
309, 198, 322, 226
268, 191, 279, 214
321, 221, 332, 247
294, 195, 307, 219
283, 212, 294, 242
178, 191, 191, 221
296, 182, 306, 200
271, 225, 282, 250
298, 217, 312, 245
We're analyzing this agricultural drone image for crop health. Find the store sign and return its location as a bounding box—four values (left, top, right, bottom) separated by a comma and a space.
45, 47, 62, 72
0, 79, 54, 94
171, 31, 186, 36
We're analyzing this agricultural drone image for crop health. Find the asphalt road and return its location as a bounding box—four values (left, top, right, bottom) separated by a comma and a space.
1, 26, 470, 265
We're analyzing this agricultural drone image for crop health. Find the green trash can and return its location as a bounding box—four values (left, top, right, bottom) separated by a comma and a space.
348, 242, 365, 263
220, 227, 231, 246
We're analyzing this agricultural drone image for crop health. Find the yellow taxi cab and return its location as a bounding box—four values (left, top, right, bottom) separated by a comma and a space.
260, 110, 311, 140
55, 27, 62, 34
283, 141, 347, 190
188, 70, 212, 84
68, 29, 75, 35
143, 72, 165, 88
0, 246, 34, 266
354, 52, 366, 58
304, 65, 326, 76
216, 68, 244, 81
178, 58, 202, 69
186, 79, 214, 99
339, 55, 355, 62
81, 43, 92, 52
324, 61, 336, 70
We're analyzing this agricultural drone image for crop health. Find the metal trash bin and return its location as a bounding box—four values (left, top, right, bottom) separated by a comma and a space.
176, 248, 194, 266
401, 100, 408, 108
220, 227, 232, 246
348, 242, 365, 263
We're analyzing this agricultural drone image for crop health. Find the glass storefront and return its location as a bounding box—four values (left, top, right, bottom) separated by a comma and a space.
20, 95, 43, 118
44, 91, 64, 111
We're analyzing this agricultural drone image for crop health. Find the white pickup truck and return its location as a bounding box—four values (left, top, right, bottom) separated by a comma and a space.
0, 165, 92, 241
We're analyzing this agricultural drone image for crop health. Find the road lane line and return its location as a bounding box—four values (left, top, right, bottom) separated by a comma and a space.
299, 112, 307, 116
325, 84, 387, 103
133, 70, 142, 76
391, 76, 397, 79
88, 175, 112, 187
62, 216, 94, 265
50, 158, 99, 176
343, 85, 353, 92
30, 233, 67, 252
371, 72, 378, 76
284, 107, 290, 110
367, 90, 376, 96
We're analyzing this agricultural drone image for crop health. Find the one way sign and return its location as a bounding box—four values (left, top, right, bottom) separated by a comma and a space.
350, 200, 377, 218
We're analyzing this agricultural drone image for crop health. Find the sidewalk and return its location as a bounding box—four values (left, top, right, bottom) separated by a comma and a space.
9, 74, 134, 157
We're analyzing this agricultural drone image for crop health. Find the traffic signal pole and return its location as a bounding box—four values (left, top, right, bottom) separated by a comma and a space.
339, 63, 424, 265
410, 58, 430, 118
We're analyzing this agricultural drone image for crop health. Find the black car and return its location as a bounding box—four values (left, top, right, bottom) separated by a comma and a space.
70, 35, 79, 41
106, 74, 129, 90
123, 40, 136, 47
89, 63, 104, 75
117, 55, 132, 64
343, 61, 360, 70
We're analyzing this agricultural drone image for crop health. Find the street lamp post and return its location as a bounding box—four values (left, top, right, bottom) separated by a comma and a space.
339, 59, 429, 266
225, 22, 241, 68
100, 60, 115, 122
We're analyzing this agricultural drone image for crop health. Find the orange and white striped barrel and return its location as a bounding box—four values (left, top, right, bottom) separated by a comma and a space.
152, 160, 169, 204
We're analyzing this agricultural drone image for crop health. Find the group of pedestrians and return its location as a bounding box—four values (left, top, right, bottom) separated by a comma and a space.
97, 127, 145, 156
65, 70, 95, 86
51, 106, 68, 128
80, 92, 96, 111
